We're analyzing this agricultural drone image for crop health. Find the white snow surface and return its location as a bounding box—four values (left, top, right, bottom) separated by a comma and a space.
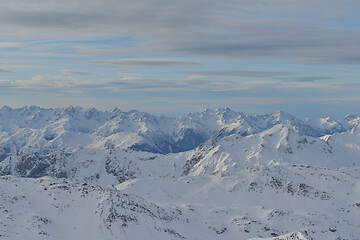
0, 107, 360, 239
0, 106, 358, 157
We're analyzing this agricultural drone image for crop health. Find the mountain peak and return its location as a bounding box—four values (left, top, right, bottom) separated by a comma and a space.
271, 110, 298, 120
0, 106, 358, 154
0, 105, 12, 112
344, 113, 359, 120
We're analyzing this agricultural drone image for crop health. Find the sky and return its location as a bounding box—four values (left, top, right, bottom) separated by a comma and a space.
0, 0, 359, 118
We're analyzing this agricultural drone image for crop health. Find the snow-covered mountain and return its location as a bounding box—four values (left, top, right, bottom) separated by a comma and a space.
1, 164, 359, 239
0, 106, 358, 159
0, 106, 360, 239
182, 124, 360, 176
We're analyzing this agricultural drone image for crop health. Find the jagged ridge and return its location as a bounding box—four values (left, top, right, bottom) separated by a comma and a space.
0, 106, 358, 159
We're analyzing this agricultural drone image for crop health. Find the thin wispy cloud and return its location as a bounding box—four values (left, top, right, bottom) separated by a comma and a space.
17, 74, 76, 89
0, 68, 13, 73
180, 70, 292, 78
79, 59, 202, 67
59, 69, 94, 76
280, 77, 332, 82
0, 42, 23, 48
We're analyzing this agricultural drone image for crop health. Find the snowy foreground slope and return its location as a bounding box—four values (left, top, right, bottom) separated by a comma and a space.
1, 165, 360, 240
0, 107, 360, 239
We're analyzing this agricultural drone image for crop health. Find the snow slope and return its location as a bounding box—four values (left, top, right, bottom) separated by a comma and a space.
1, 123, 359, 181
182, 124, 360, 176
1, 163, 360, 239
1, 107, 360, 239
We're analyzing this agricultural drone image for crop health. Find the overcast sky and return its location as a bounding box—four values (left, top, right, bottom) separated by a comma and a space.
0, 0, 359, 117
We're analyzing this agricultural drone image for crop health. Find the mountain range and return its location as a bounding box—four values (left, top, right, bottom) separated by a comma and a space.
0, 106, 358, 157
0, 106, 359, 240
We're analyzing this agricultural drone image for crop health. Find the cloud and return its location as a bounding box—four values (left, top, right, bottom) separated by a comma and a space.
169, 28, 360, 64
58, 69, 93, 76
180, 70, 292, 78
294, 56, 360, 65
79, 59, 201, 67
0, 1, 359, 64
0, 68, 13, 73
106, 78, 206, 91
0, 42, 23, 48
0, 80, 14, 86
2, 72, 360, 118
280, 76, 332, 82
0, 0, 359, 117
18, 74, 75, 88
4, 71, 358, 96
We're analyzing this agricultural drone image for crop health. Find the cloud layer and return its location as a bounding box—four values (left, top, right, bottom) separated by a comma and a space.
0, 0, 359, 117
1, 0, 359, 63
